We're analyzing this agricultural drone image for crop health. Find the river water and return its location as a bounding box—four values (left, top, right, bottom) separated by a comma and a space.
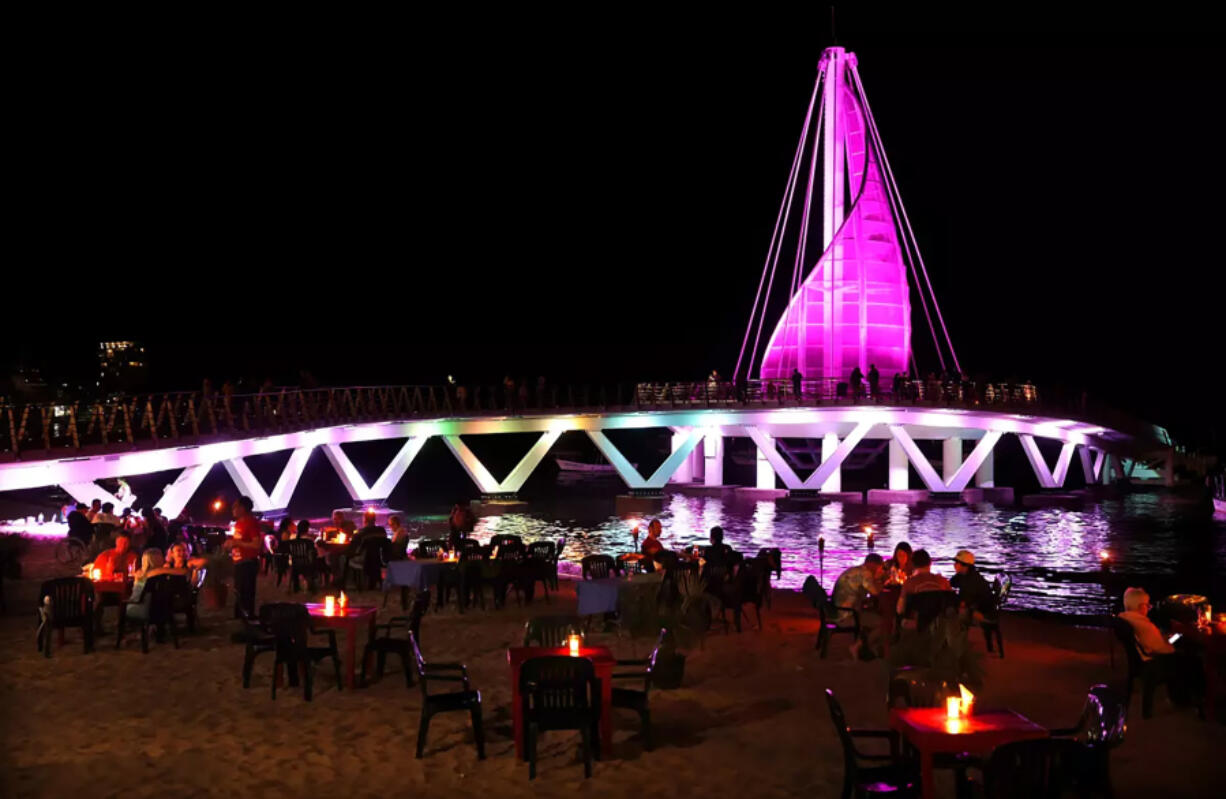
400, 487, 1225, 617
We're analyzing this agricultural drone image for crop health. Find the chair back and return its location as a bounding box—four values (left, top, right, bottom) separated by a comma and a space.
519, 655, 596, 722
1109, 616, 1144, 678
415, 539, 445, 559
490, 534, 523, 550
459, 537, 482, 554
554, 537, 566, 561
906, 590, 960, 632
802, 575, 830, 610
497, 539, 526, 561
406, 590, 431, 643
40, 577, 95, 626
528, 541, 556, 560
653, 550, 680, 572
756, 547, 782, 579
523, 615, 583, 647
362, 537, 390, 570
993, 572, 1013, 609
581, 554, 615, 580
286, 539, 317, 566
887, 666, 958, 709
982, 738, 1084, 798
616, 553, 647, 574
823, 688, 860, 779
1066, 684, 1128, 748
134, 574, 183, 623
257, 602, 312, 654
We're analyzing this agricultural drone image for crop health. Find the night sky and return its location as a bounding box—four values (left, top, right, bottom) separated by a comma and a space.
6, 8, 1223, 450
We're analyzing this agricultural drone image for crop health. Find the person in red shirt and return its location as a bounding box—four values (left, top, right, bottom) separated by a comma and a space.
91, 531, 138, 579
225, 496, 262, 618
640, 518, 664, 558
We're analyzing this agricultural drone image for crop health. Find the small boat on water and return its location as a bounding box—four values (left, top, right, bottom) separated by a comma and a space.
555, 457, 636, 474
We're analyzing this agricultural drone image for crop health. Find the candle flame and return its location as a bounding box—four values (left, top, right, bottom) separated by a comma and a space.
91, 568, 101, 580
1099, 550, 1110, 561
338, 591, 348, 609
337, 533, 347, 544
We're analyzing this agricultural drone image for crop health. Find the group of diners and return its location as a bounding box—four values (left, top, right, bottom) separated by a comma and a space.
831, 541, 998, 659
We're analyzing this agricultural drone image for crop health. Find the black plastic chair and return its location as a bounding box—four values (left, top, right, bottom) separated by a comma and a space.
172, 567, 206, 633
530, 541, 561, 589
616, 553, 647, 575
611, 627, 666, 750
978, 573, 1010, 658
235, 603, 343, 701
1110, 616, 1167, 719
581, 554, 616, 580
802, 575, 859, 658
286, 539, 319, 593
523, 615, 583, 647
346, 537, 390, 591
116, 574, 184, 652
901, 590, 961, 633
490, 534, 523, 550
363, 590, 430, 688
410, 632, 485, 760
824, 688, 913, 799
980, 738, 1084, 799
414, 539, 445, 559
37, 577, 95, 657
1049, 684, 1126, 796
519, 655, 600, 779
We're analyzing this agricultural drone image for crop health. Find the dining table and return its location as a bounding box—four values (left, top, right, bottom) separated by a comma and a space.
305, 602, 378, 689
889, 707, 1048, 799
1171, 618, 1226, 722
89, 577, 133, 633
507, 645, 616, 760
576, 571, 663, 617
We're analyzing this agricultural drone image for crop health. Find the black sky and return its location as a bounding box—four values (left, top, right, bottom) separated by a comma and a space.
5, 8, 1224, 449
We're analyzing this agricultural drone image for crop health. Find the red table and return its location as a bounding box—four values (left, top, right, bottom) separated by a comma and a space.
890, 707, 1048, 799
508, 645, 616, 760
90, 578, 132, 633
305, 603, 378, 689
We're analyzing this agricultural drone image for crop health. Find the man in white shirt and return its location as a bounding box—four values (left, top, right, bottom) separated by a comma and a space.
93, 502, 122, 527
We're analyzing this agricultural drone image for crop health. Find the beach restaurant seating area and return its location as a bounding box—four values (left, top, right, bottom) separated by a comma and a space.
0, 522, 1223, 798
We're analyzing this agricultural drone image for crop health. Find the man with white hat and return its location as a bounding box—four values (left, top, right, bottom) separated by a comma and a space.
950, 549, 994, 622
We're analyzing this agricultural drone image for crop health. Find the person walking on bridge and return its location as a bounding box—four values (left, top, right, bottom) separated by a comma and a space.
791, 368, 803, 402
867, 364, 880, 401
849, 366, 864, 402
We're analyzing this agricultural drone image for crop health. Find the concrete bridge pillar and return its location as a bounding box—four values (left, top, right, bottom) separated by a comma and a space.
756, 433, 776, 489
975, 448, 995, 488
943, 438, 963, 485
888, 438, 909, 490
821, 432, 840, 493
703, 429, 724, 487
670, 429, 693, 484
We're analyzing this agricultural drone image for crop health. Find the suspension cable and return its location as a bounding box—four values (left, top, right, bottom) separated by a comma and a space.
735, 71, 823, 381
852, 65, 962, 374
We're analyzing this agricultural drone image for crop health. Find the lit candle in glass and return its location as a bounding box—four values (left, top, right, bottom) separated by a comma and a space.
958, 684, 974, 717
324, 595, 335, 615
91, 567, 101, 581
567, 634, 581, 656
338, 591, 348, 610
946, 696, 961, 720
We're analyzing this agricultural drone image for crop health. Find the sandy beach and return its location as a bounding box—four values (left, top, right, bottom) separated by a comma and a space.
1, 539, 1223, 798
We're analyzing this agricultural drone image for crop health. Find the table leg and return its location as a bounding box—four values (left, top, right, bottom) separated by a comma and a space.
512, 666, 525, 759
598, 671, 612, 760
920, 751, 935, 799
345, 622, 358, 690
363, 615, 377, 687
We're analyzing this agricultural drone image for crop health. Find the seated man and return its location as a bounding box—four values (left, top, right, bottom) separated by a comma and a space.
66, 503, 94, 544
640, 519, 664, 558
949, 549, 994, 621
701, 526, 732, 567
1118, 587, 1204, 707
896, 549, 951, 616
832, 553, 885, 658
93, 502, 122, 528
91, 531, 139, 579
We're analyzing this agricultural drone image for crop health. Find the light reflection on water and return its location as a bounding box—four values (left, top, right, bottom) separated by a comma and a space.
451, 492, 1225, 616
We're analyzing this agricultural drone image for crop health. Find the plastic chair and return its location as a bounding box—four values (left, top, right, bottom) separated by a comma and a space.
1110, 616, 1167, 719
611, 628, 666, 749
803, 575, 860, 658
824, 688, 913, 798
286, 539, 319, 593
901, 590, 960, 633
523, 615, 583, 648
1050, 684, 1126, 796
235, 603, 343, 701
581, 554, 616, 580
519, 655, 600, 779
414, 539, 445, 559
116, 574, 184, 653
363, 591, 430, 688
978, 573, 1010, 657
37, 577, 95, 657
981, 738, 1084, 798
410, 632, 485, 760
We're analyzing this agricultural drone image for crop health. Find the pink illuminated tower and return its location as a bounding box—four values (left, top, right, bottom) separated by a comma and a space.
738, 47, 959, 385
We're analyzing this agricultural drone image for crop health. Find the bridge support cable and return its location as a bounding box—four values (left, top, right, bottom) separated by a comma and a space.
736, 70, 825, 382
322, 438, 427, 504
852, 64, 962, 375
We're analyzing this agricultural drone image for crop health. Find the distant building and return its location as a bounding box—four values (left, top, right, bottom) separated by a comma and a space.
98, 341, 148, 395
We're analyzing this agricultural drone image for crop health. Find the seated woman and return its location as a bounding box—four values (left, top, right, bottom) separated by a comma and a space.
276, 517, 296, 542
883, 541, 913, 586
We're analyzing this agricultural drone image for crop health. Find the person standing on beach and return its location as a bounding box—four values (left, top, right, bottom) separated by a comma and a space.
225, 496, 262, 619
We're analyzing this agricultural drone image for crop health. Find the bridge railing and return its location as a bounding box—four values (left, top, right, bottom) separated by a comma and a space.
0, 379, 1155, 458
